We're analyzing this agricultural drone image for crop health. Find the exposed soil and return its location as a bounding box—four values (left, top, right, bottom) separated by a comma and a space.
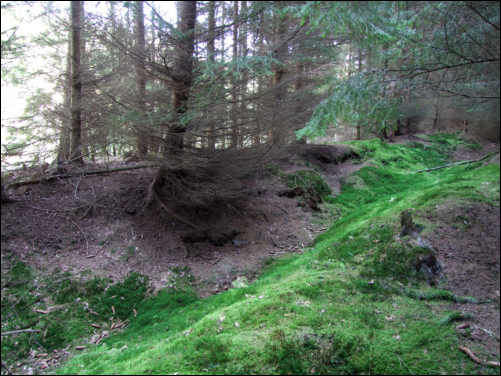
0, 143, 369, 300
1, 134, 499, 358
417, 137, 500, 359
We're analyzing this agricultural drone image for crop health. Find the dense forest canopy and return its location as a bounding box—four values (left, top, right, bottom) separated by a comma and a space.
1, 1, 499, 184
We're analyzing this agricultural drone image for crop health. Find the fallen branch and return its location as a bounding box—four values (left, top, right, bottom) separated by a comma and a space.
1, 361, 13, 375
7, 164, 161, 189
417, 150, 500, 173
273, 203, 288, 214
1, 329, 41, 336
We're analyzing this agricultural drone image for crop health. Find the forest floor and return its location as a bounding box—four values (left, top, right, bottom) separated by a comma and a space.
0, 141, 369, 298
1, 133, 500, 374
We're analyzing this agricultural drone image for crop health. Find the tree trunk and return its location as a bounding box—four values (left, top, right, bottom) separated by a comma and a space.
238, 0, 248, 148
347, 43, 351, 77
381, 124, 388, 139
207, 1, 216, 149
293, 48, 305, 144
134, 0, 148, 156
271, 1, 285, 143
79, 1, 89, 158
167, 1, 197, 155
70, 1, 84, 165
432, 106, 439, 133
253, 17, 264, 147
356, 47, 362, 140
230, 1, 239, 148
58, 28, 72, 163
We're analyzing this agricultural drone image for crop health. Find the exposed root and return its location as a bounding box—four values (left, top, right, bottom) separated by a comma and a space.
154, 192, 199, 229
147, 165, 199, 230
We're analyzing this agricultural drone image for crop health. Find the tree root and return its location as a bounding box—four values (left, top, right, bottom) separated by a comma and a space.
147, 166, 199, 230
153, 192, 199, 229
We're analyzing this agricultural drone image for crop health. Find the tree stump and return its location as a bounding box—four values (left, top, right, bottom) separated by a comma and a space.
400, 209, 417, 237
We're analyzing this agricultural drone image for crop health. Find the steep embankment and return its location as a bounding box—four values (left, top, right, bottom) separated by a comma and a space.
3, 134, 500, 375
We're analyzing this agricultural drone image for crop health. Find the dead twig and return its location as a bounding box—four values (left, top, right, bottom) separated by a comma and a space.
1, 361, 13, 375
273, 203, 288, 214
76, 195, 98, 222
225, 203, 245, 218
211, 258, 221, 265
293, 173, 308, 188
1, 329, 41, 336
395, 352, 414, 375
57, 214, 89, 255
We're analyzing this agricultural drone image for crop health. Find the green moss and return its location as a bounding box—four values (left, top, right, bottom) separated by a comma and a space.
282, 169, 331, 196
266, 163, 281, 176
5, 133, 495, 375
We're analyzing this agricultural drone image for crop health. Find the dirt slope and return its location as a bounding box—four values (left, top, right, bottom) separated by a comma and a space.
1, 144, 367, 298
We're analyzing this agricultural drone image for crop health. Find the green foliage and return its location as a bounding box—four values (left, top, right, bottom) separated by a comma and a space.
297, 72, 402, 140
197, 55, 282, 84
282, 169, 331, 196
295, 1, 500, 140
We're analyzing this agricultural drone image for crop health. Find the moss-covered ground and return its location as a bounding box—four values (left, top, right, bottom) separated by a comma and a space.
2, 133, 499, 375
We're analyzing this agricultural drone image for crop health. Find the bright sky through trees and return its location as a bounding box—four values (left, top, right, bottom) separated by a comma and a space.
1, 1, 177, 153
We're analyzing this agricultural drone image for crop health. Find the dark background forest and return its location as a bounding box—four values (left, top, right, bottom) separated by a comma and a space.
2, 1, 499, 180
